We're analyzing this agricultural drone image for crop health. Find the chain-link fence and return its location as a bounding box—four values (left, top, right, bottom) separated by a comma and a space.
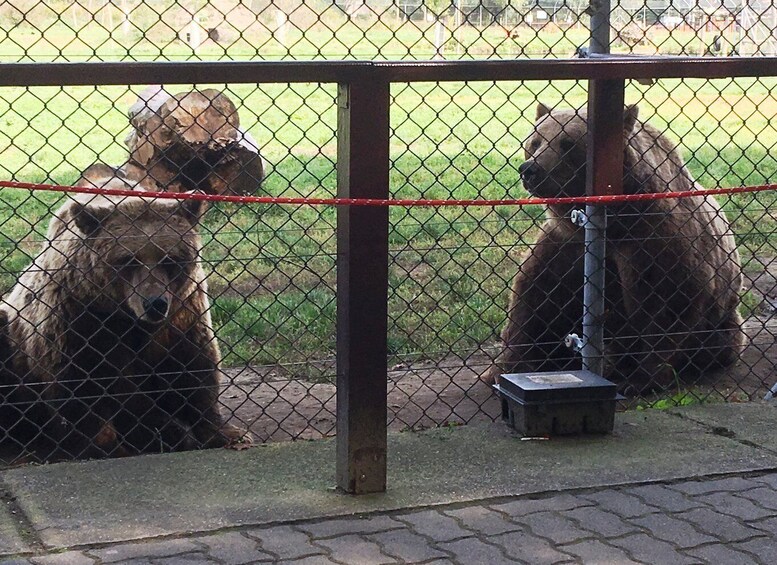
1, 2, 777, 466
3, 0, 777, 62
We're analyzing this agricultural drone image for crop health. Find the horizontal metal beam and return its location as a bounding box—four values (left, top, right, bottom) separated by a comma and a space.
376, 57, 777, 82
1, 57, 777, 87
0, 61, 374, 86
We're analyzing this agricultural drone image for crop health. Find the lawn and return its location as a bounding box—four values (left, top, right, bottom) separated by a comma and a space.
2, 3, 777, 377
2, 74, 776, 376
0, 9, 724, 63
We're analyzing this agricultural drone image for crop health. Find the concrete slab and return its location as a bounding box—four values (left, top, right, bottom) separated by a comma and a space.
0, 488, 32, 555
667, 401, 777, 451
3, 407, 777, 549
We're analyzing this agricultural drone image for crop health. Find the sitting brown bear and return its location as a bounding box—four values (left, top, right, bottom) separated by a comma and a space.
0, 194, 249, 458
482, 103, 744, 394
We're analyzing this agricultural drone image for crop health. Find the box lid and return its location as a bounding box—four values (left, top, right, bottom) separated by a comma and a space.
497, 370, 618, 403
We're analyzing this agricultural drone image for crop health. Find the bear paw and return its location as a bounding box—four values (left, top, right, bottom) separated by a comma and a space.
195, 421, 253, 449
479, 365, 501, 385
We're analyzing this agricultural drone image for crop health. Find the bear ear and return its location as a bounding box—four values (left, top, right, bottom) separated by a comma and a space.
536, 102, 552, 120
624, 104, 639, 133
179, 195, 208, 225
72, 203, 110, 236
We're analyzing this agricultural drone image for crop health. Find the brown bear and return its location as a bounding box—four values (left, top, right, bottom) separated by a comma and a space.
0, 193, 249, 458
482, 103, 745, 394
75, 163, 141, 191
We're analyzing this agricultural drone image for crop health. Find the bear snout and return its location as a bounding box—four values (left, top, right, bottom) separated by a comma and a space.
519, 160, 543, 193
142, 296, 170, 322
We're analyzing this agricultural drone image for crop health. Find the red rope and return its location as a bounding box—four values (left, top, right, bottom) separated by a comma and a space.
1, 180, 776, 207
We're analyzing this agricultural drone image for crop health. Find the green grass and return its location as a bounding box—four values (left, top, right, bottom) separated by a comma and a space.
636, 390, 705, 411
0, 8, 729, 63
0, 14, 591, 62
1, 76, 776, 375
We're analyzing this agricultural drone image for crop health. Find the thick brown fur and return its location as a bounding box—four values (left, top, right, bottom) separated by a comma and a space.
482, 104, 745, 394
0, 194, 249, 457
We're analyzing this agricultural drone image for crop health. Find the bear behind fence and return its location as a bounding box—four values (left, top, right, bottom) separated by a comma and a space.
0, 194, 249, 459
483, 104, 745, 394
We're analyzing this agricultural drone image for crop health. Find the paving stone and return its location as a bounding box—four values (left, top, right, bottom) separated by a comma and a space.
561, 540, 642, 565
491, 531, 574, 563
735, 486, 777, 511
580, 490, 660, 518
610, 533, 698, 565
296, 516, 403, 539
667, 477, 761, 496
695, 492, 775, 521
394, 510, 472, 542
684, 543, 761, 565
87, 540, 199, 563
628, 513, 716, 548
275, 558, 340, 565
30, 553, 95, 565
193, 532, 273, 564
512, 511, 592, 545
314, 535, 393, 565
621, 484, 706, 513
244, 526, 326, 561
436, 538, 516, 565
150, 554, 214, 564
491, 494, 593, 517
676, 507, 765, 543
732, 537, 777, 563
563, 506, 641, 538
750, 516, 777, 535
752, 473, 777, 489
443, 506, 522, 536
367, 529, 447, 563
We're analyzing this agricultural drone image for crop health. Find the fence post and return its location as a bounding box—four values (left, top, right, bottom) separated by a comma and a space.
584, 80, 625, 376
590, 0, 611, 54
335, 75, 390, 494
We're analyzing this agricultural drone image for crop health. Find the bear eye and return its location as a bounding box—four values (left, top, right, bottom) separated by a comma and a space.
113, 255, 141, 270
161, 255, 187, 276
559, 139, 575, 153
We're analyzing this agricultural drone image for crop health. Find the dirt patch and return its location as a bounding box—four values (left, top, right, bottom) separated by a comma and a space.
220, 319, 777, 444
219, 354, 501, 443
3, 296, 775, 466
743, 255, 777, 316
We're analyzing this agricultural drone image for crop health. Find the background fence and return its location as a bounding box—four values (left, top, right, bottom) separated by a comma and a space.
1, 2, 777, 486
4, 0, 777, 60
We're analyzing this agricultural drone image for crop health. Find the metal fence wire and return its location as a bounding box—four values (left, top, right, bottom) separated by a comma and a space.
3, 0, 777, 61
0, 2, 776, 464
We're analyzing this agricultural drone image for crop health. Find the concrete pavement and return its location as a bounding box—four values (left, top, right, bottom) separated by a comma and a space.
0, 403, 776, 563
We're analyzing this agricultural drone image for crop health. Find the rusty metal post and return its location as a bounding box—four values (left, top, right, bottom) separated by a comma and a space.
336, 76, 390, 494
583, 79, 625, 376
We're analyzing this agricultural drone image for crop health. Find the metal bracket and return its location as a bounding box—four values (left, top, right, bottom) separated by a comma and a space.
570, 209, 588, 227
564, 333, 584, 353
574, 45, 590, 58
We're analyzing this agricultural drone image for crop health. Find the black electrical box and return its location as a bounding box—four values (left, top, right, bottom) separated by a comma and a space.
493, 370, 620, 436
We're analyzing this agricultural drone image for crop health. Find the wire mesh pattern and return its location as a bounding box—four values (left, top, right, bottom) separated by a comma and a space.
1, 1, 777, 464
387, 77, 777, 432
0, 82, 341, 463
0, 73, 776, 462
3, 1, 777, 63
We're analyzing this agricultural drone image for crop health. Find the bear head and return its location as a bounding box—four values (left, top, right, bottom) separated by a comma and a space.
519, 103, 639, 198
76, 163, 138, 191
49, 194, 208, 325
